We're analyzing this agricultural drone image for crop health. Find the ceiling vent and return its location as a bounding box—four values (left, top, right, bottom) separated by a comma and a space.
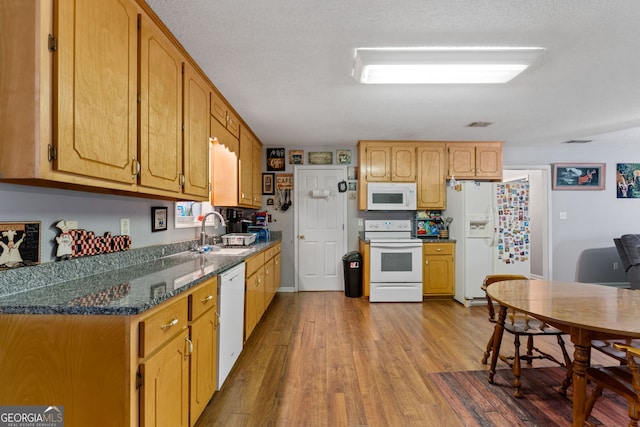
467, 121, 493, 127
562, 139, 592, 144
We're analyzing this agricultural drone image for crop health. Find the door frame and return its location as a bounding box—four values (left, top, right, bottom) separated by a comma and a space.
293, 165, 348, 292
504, 164, 553, 280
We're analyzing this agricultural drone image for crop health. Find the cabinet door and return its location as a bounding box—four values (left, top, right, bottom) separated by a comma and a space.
252, 138, 263, 207
475, 144, 503, 179
447, 144, 476, 178
210, 117, 239, 206
239, 127, 254, 206
274, 252, 281, 292
245, 272, 258, 340
140, 331, 190, 427
54, 0, 138, 184
210, 90, 240, 138
139, 12, 183, 192
364, 144, 391, 181
183, 64, 211, 199
189, 311, 217, 425
423, 244, 454, 295
417, 144, 446, 209
264, 257, 275, 306
391, 145, 416, 181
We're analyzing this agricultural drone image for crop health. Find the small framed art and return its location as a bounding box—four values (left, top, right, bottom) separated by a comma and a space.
151, 207, 168, 232
263, 173, 275, 195
552, 163, 605, 190
0, 221, 41, 269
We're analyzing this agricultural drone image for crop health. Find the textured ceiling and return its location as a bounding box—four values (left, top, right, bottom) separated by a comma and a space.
145, 0, 640, 148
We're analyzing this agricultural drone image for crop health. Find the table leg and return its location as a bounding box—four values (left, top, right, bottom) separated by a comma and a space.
570, 331, 591, 427
488, 305, 507, 384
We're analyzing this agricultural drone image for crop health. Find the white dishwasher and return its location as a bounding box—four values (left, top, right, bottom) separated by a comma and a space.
217, 263, 246, 390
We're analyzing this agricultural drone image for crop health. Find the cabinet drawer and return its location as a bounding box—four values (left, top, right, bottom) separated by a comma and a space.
245, 252, 265, 277
189, 277, 218, 321
423, 243, 454, 255
264, 243, 281, 260
140, 297, 188, 358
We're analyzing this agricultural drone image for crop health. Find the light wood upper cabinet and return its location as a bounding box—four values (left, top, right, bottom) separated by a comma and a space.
252, 137, 263, 208
210, 117, 240, 206
54, 0, 139, 185
183, 64, 211, 199
238, 127, 264, 208
1, 0, 260, 202
239, 127, 254, 206
447, 141, 503, 180
417, 144, 446, 210
211, 90, 241, 139
359, 141, 416, 182
391, 145, 417, 181
139, 11, 184, 193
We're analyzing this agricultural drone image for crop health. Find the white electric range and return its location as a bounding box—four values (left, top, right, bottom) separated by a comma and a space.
364, 220, 423, 302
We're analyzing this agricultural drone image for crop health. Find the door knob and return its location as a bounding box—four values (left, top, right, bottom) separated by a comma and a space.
299, 234, 305, 239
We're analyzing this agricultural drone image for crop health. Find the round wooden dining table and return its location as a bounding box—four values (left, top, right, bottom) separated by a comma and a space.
487, 279, 640, 427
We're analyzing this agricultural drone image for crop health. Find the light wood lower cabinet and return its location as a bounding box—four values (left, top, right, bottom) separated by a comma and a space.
359, 239, 371, 297
245, 242, 281, 341
423, 243, 455, 296
188, 277, 218, 425
0, 244, 284, 426
140, 329, 190, 427
0, 276, 220, 427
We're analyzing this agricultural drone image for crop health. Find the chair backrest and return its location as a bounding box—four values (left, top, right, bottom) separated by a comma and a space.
482, 274, 528, 322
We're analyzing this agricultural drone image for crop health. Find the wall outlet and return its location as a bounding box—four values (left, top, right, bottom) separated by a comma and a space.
66, 220, 78, 229
120, 218, 130, 236
559, 211, 568, 220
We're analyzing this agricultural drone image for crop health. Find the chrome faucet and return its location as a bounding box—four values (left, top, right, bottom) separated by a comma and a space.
200, 210, 226, 247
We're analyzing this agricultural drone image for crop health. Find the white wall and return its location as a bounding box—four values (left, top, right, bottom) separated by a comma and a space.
504, 129, 640, 282
0, 184, 225, 262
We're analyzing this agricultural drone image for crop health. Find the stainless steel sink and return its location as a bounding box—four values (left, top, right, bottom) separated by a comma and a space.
211, 247, 252, 256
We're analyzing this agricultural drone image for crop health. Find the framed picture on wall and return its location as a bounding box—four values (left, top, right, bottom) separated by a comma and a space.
263, 173, 275, 195
616, 163, 640, 198
0, 221, 40, 270
151, 207, 168, 232
552, 163, 605, 190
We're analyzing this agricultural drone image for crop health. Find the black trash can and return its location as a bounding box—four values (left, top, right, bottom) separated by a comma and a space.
342, 251, 362, 298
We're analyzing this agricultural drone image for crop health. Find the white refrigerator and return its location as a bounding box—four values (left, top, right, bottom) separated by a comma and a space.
444, 181, 531, 306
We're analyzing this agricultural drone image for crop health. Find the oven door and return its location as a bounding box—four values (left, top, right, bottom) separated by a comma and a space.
369, 240, 423, 283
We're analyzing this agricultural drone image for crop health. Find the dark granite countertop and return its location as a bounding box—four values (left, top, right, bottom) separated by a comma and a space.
0, 240, 280, 316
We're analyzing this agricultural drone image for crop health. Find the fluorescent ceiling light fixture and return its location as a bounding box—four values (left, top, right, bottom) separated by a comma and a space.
353, 47, 544, 84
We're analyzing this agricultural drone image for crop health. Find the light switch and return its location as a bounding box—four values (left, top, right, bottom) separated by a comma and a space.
120, 218, 130, 235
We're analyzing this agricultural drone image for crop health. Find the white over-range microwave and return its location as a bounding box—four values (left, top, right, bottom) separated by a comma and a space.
366, 182, 417, 211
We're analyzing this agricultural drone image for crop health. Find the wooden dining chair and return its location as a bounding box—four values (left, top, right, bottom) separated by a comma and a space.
481, 274, 573, 397
585, 342, 640, 427
592, 338, 640, 365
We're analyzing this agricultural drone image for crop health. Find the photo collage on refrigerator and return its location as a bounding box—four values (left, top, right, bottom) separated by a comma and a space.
495, 183, 530, 264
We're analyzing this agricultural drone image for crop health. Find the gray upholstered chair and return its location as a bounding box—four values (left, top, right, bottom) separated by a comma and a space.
614, 235, 640, 289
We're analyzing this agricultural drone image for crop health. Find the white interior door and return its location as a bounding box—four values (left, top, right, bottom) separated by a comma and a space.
294, 167, 347, 291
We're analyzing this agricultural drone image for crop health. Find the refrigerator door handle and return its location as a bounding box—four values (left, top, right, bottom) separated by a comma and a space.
488, 204, 497, 247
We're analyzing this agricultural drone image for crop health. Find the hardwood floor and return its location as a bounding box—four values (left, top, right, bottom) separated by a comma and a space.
195, 292, 612, 427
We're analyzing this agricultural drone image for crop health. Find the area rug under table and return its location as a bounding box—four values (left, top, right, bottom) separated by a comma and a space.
429, 367, 628, 426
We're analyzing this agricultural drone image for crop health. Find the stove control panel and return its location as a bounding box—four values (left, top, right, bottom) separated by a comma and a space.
364, 219, 412, 232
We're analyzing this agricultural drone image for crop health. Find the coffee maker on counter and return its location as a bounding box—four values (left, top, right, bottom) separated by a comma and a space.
224, 208, 251, 234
